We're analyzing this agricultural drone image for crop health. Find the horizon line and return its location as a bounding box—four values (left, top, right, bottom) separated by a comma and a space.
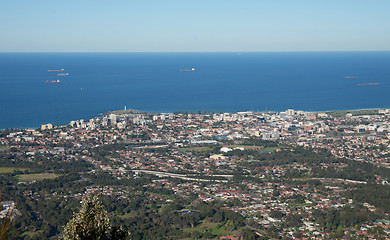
1, 50, 390, 54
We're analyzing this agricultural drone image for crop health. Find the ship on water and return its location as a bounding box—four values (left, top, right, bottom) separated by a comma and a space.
179, 68, 195, 72
57, 73, 69, 76
356, 83, 380, 86
45, 80, 61, 83
46, 68, 67, 83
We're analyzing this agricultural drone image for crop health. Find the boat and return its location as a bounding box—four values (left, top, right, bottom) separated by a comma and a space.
356, 83, 380, 86
179, 68, 195, 72
48, 69, 64, 72
45, 80, 61, 83
57, 73, 69, 76
344, 76, 356, 79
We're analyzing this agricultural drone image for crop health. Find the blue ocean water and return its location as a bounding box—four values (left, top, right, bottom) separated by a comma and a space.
0, 52, 389, 129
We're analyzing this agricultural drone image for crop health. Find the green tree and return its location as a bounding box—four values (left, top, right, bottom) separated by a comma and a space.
0, 210, 13, 240
0, 194, 14, 240
62, 195, 111, 240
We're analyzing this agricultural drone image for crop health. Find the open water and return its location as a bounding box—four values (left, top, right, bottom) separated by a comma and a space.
0, 52, 389, 129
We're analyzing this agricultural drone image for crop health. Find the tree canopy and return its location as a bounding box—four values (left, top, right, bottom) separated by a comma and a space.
62, 195, 112, 240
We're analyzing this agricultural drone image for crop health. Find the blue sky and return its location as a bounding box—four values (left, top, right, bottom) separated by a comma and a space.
1, 0, 389, 52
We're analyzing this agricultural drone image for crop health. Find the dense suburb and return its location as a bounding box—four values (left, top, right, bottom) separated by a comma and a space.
1, 109, 390, 239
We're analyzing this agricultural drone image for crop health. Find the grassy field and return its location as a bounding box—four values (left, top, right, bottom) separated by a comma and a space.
180, 147, 213, 152
224, 145, 252, 150
110, 109, 146, 115
324, 109, 380, 117
226, 145, 280, 152
0, 146, 11, 150
262, 147, 281, 152
15, 173, 60, 182
147, 191, 177, 200
180, 145, 280, 153
226, 145, 264, 150
0, 167, 28, 173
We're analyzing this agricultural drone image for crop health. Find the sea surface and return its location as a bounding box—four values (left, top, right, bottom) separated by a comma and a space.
0, 52, 389, 129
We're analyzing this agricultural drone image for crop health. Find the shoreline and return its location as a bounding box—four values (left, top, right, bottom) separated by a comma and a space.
1, 51, 389, 131
1, 107, 388, 131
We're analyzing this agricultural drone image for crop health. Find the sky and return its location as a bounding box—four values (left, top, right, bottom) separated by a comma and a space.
1, 0, 390, 52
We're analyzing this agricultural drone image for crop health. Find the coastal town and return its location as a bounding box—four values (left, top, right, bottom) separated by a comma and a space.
1, 108, 390, 239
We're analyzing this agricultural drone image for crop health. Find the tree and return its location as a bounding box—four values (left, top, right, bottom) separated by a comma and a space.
62, 195, 113, 240
0, 210, 13, 240
0, 194, 14, 240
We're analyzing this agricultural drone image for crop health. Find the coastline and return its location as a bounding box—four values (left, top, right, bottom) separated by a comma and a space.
1, 107, 388, 131
1, 52, 389, 131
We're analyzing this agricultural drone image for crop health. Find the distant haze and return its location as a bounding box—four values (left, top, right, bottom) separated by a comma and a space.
1, 0, 390, 52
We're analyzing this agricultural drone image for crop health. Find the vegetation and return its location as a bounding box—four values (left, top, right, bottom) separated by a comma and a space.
15, 173, 60, 182
109, 109, 146, 115
62, 195, 126, 240
0, 204, 13, 240
0, 167, 28, 174
179, 146, 213, 152
2, 110, 390, 239
312, 204, 383, 232
324, 109, 380, 117
345, 184, 390, 212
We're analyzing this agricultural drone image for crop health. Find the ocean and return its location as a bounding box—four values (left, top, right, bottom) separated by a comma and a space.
0, 52, 389, 129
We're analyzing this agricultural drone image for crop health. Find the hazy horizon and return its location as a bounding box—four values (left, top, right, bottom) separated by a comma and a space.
2, 1, 390, 52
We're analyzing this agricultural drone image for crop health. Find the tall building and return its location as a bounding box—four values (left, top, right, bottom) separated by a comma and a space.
109, 114, 117, 125
41, 123, 53, 130
286, 109, 295, 116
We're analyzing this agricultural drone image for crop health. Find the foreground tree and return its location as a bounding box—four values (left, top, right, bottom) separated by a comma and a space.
62, 195, 125, 240
0, 211, 13, 240
0, 195, 14, 240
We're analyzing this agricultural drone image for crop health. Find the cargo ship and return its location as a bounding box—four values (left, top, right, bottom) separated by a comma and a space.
48, 69, 64, 72
356, 83, 380, 86
45, 80, 61, 83
179, 68, 195, 72
57, 73, 69, 76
